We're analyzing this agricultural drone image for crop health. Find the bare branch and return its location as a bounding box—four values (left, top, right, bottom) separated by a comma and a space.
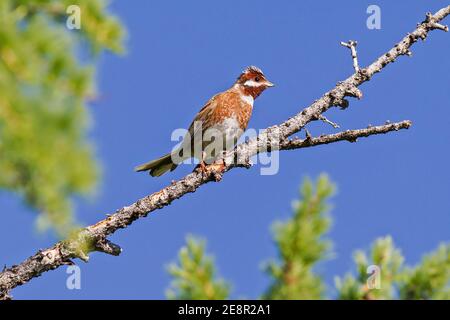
1, 6, 449, 299
318, 115, 340, 129
280, 121, 412, 150
341, 40, 360, 72
425, 12, 449, 32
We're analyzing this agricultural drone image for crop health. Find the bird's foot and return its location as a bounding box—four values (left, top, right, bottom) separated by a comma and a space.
195, 161, 225, 181
208, 162, 226, 182
195, 161, 208, 176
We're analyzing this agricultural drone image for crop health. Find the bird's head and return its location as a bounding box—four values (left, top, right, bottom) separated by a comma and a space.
235, 66, 274, 99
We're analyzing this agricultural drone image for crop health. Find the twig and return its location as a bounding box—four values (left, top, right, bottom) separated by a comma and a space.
425, 12, 449, 31
341, 40, 360, 72
280, 121, 411, 149
318, 115, 340, 129
1, 6, 449, 299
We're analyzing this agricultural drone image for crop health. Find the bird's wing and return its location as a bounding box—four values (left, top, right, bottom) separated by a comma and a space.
172, 94, 218, 160
181, 91, 241, 158
188, 91, 240, 133
187, 93, 219, 137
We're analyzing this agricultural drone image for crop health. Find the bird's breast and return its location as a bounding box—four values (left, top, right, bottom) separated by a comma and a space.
240, 94, 254, 106
210, 115, 243, 141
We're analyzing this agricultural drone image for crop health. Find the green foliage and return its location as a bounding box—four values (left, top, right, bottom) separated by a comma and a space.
166, 235, 230, 300
263, 174, 334, 299
167, 176, 449, 300
0, 0, 124, 235
399, 244, 450, 300
336, 238, 449, 300
335, 236, 404, 300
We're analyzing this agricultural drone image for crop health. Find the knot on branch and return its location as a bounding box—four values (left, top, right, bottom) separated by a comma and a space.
60, 230, 122, 262
328, 88, 347, 108
329, 83, 362, 109
407, 32, 420, 44
344, 84, 363, 100
304, 129, 313, 144
424, 12, 449, 32
355, 67, 370, 82
94, 237, 122, 256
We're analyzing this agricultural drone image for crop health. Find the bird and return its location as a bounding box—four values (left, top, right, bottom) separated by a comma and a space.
135, 66, 274, 177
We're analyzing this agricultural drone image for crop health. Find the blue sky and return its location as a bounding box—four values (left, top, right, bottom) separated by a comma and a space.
1, 0, 449, 299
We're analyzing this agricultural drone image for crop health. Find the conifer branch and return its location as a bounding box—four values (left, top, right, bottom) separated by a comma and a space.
166, 235, 230, 300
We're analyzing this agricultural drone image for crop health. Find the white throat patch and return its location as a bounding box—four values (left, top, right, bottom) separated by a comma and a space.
241, 94, 254, 106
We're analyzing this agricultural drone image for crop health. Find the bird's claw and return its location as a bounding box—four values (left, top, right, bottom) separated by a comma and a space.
209, 162, 226, 181
196, 161, 208, 177
195, 161, 225, 182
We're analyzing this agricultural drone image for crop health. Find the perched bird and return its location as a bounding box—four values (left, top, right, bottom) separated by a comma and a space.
135, 66, 274, 177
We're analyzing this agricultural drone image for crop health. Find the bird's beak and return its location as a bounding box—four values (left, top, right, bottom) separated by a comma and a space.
265, 80, 275, 88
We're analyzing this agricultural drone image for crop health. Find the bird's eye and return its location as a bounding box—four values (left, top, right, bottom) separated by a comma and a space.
255, 77, 260, 82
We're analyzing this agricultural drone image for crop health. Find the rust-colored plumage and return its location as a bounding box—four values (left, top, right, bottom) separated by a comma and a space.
193, 90, 252, 131
136, 66, 274, 177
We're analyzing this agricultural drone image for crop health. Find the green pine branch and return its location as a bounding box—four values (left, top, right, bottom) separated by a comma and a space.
335, 236, 404, 300
166, 235, 230, 300
0, 0, 125, 235
399, 244, 450, 300
335, 237, 449, 300
263, 174, 334, 299
166, 176, 449, 300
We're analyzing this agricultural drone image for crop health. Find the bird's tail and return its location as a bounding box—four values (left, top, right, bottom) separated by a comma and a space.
135, 153, 177, 177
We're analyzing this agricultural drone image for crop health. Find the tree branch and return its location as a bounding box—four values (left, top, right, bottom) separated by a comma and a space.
280, 120, 412, 150
1, 6, 449, 299
340, 40, 360, 72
